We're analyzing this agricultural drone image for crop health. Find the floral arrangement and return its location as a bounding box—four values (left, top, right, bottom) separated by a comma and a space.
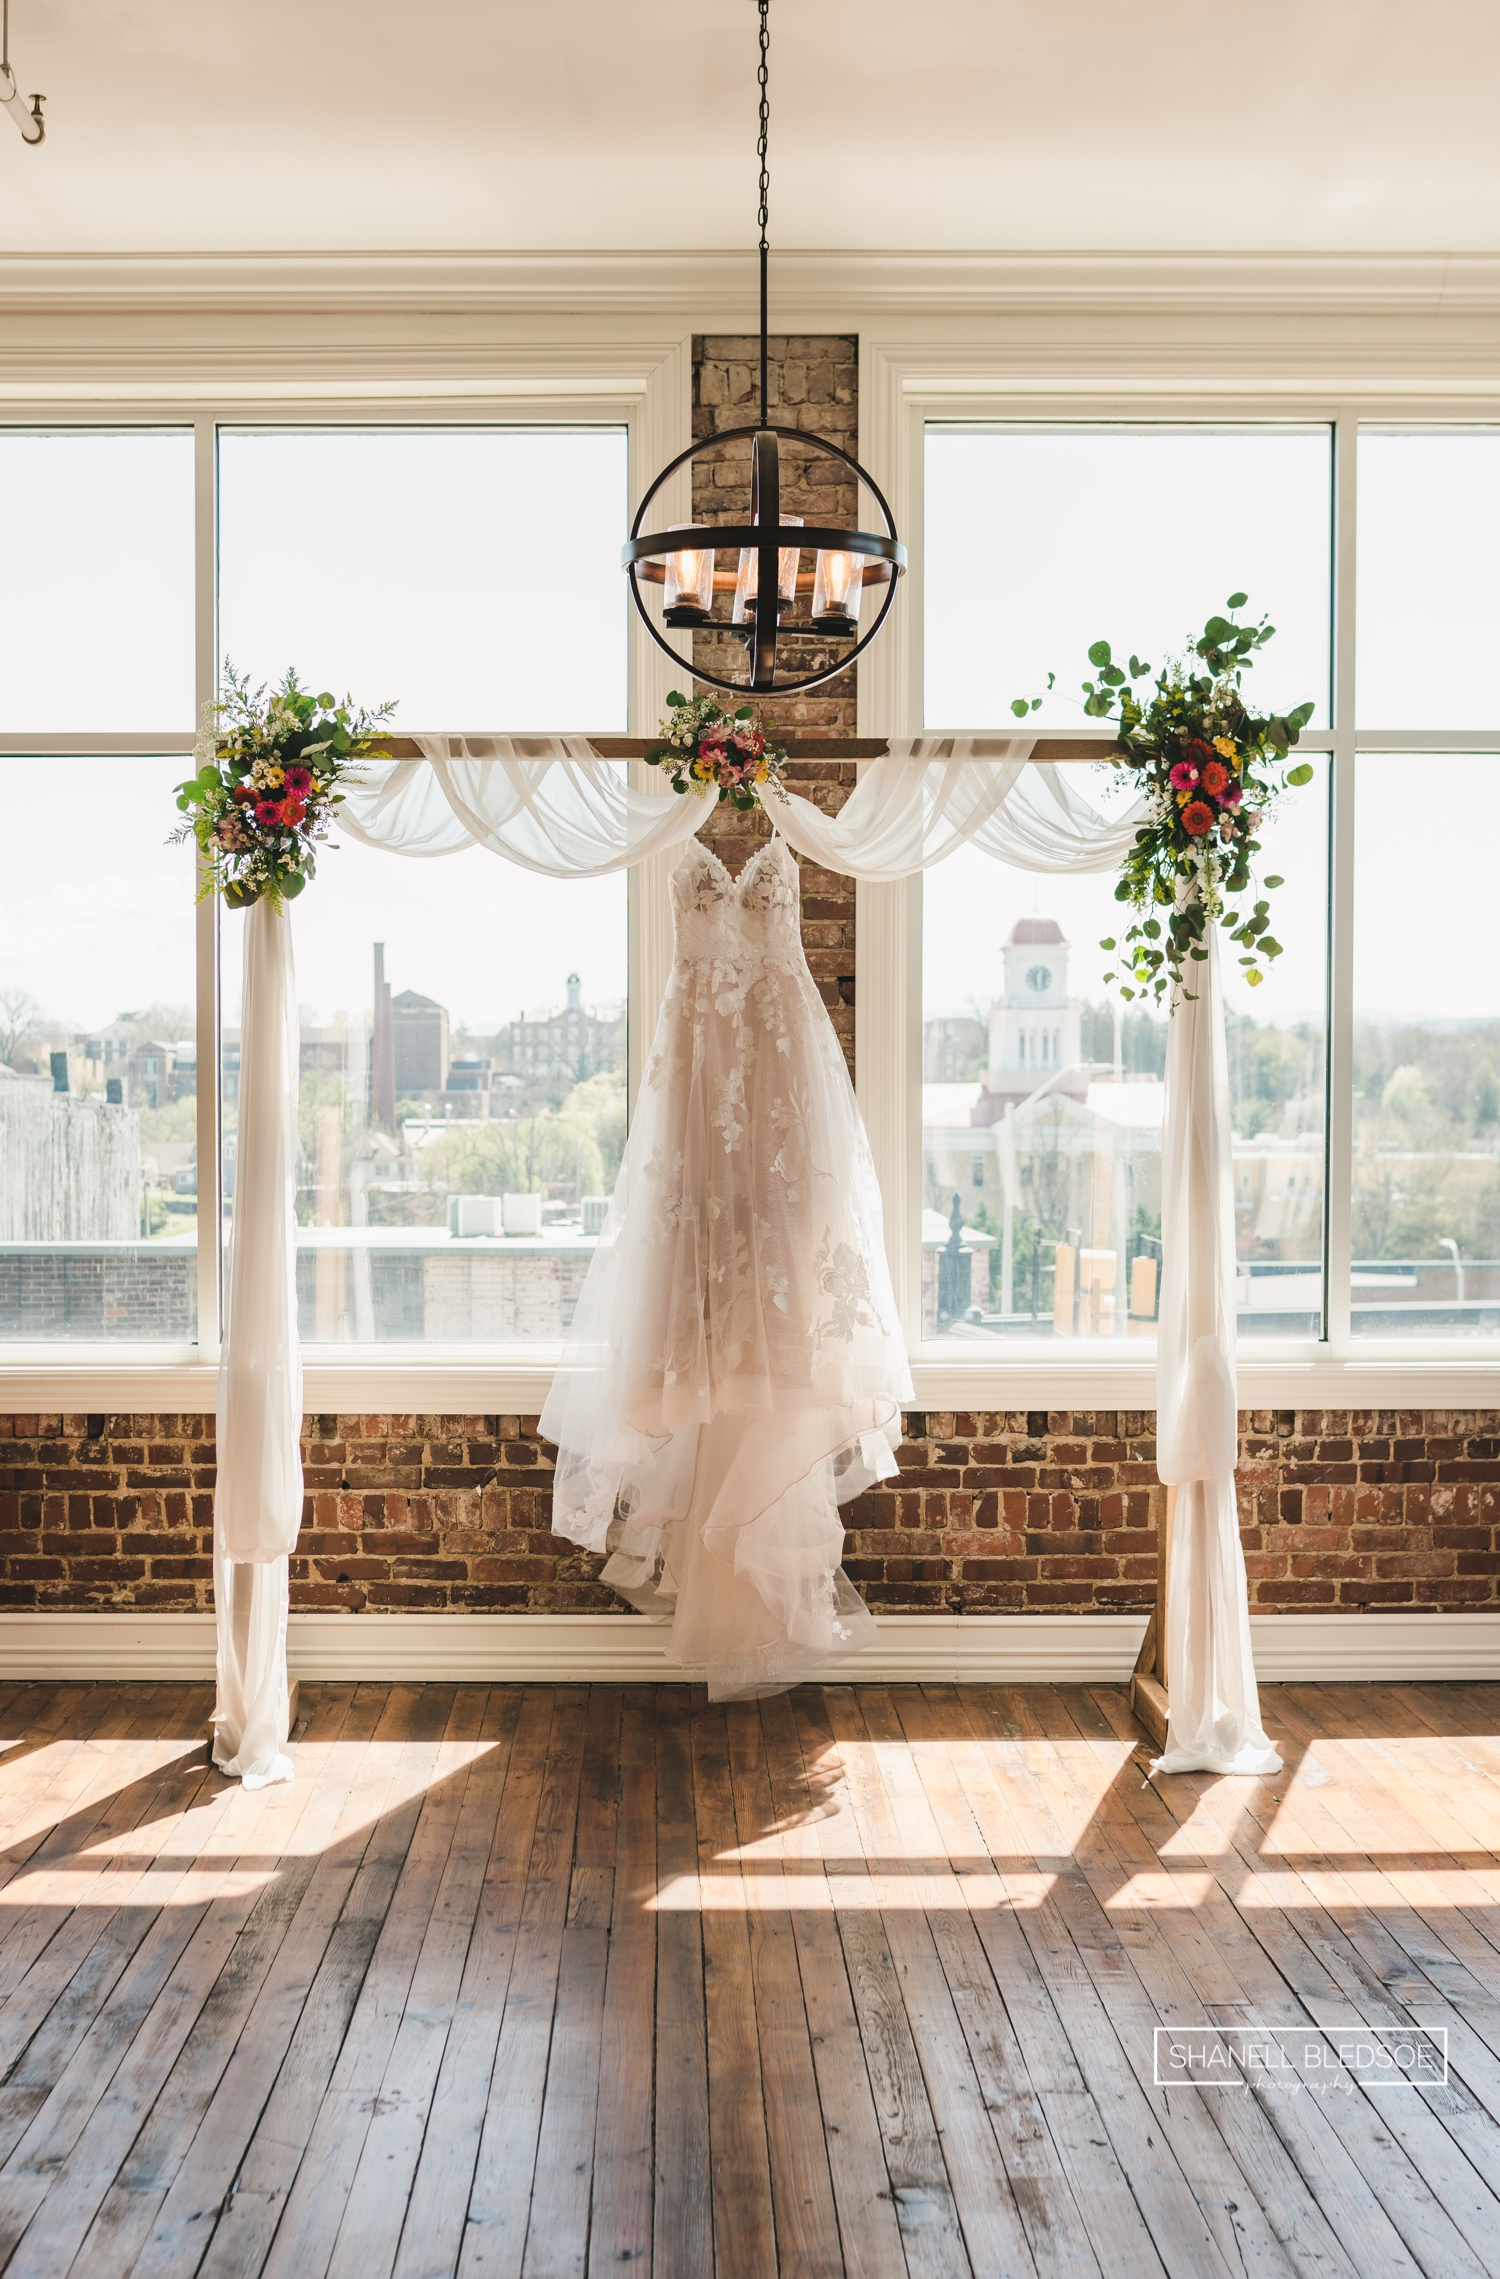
1014, 596, 1314, 1004
172, 666, 394, 910
645, 691, 789, 812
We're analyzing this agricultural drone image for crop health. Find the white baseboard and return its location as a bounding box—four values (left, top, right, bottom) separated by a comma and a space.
0, 1611, 1497, 1688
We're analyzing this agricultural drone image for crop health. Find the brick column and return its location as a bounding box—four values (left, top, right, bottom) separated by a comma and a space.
684, 333, 859, 1072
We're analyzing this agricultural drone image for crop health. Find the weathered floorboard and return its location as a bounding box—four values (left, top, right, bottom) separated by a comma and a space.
0, 1679, 1479, 2277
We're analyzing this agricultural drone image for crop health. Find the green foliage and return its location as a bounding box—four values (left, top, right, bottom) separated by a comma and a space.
420, 1106, 606, 1203
1018, 595, 1314, 1009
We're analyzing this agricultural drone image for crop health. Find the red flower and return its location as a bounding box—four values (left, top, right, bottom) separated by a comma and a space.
253, 798, 283, 826
283, 765, 313, 795
231, 782, 257, 805
1201, 760, 1229, 796
280, 797, 307, 827
1181, 801, 1214, 837
1185, 739, 1216, 771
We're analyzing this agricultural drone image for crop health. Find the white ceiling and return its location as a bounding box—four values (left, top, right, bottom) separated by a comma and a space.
0, 0, 1496, 257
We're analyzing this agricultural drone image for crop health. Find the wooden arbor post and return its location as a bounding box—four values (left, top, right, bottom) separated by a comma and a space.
1130, 1483, 1176, 1751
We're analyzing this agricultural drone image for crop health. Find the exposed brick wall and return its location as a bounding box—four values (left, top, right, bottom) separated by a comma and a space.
3, 1409, 1495, 1619
681, 333, 860, 1075
691, 332, 858, 740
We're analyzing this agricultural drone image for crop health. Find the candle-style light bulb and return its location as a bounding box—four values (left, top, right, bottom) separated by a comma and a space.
732, 515, 803, 624
663, 524, 716, 625
811, 546, 864, 634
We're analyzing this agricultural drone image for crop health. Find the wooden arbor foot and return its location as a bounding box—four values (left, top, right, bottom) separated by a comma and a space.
1130, 1483, 1175, 1751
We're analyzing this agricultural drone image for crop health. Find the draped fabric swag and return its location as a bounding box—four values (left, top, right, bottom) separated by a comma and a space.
216, 734, 1273, 1782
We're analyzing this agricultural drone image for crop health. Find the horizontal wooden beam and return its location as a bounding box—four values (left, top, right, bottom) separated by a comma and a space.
374, 735, 1121, 763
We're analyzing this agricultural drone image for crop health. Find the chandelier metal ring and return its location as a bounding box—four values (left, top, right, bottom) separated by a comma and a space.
623, 423, 907, 697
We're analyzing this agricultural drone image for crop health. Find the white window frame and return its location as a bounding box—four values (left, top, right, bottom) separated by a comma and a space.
0, 342, 691, 1411
856, 344, 1500, 1408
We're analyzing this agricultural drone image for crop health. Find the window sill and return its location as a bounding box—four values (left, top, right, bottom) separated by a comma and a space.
908, 1343, 1500, 1411
0, 1343, 1495, 1416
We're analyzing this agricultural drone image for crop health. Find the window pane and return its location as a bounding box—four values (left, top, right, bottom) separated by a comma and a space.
0, 757, 198, 1342
217, 428, 628, 728
221, 833, 627, 1347
924, 424, 1331, 730
1352, 755, 1500, 1337
921, 763, 1327, 1345
0, 431, 195, 731
1358, 431, 1500, 728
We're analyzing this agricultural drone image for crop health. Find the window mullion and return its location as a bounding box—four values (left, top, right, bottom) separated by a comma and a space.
193, 413, 221, 1363
1325, 408, 1358, 1356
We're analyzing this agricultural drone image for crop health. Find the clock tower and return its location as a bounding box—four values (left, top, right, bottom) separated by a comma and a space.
972, 917, 1087, 1124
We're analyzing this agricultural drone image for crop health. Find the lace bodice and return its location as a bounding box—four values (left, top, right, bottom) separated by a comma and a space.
670, 833, 803, 966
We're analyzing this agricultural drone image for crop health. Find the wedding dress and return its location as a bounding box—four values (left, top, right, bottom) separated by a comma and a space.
540, 830, 912, 1699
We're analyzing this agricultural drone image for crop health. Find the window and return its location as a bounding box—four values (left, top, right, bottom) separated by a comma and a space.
0, 430, 195, 731
0, 756, 199, 1342
217, 427, 627, 727
0, 418, 631, 1354
925, 424, 1331, 730
1352, 755, 1500, 1338
921, 421, 1334, 1351
221, 842, 626, 1347
1357, 431, 1500, 728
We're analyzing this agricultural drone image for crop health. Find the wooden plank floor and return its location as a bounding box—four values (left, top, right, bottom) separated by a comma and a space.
0, 1683, 1493, 2275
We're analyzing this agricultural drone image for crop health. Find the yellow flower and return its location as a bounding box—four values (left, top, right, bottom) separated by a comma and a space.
1213, 736, 1236, 760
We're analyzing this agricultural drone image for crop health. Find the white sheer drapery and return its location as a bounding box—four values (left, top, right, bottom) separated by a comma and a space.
771, 740, 1145, 877
211, 899, 299, 1788
340, 735, 704, 873
1153, 920, 1281, 1776
226, 731, 1260, 1777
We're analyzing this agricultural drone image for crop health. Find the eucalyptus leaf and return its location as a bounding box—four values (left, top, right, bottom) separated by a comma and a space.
1227, 591, 1248, 608
1087, 639, 1112, 668
1286, 762, 1315, 786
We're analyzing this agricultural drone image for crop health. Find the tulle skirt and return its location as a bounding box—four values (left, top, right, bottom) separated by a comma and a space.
539, 928, 911, 1700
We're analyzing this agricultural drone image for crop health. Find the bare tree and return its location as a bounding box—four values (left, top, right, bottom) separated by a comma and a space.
0, 988, 41, 1069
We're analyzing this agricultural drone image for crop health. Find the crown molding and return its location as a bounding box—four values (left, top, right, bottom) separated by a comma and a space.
5, 247, 1500, 320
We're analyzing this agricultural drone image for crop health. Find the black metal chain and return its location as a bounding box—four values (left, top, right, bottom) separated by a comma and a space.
756, 0, 770, 257
757, 0, 770, 426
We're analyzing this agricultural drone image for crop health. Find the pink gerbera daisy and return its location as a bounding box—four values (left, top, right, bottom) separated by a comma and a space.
1169, 760, 1199, 791
283, 765, 313, 795
253, 798, 283, 826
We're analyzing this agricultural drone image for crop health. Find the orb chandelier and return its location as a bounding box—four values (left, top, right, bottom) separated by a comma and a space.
621, 0, 906, 697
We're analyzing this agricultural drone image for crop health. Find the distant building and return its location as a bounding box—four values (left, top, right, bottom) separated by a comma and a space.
446, 1055, 495, 1097
493, 972, 624, 1086
370, 943, 396, 1129
392, 990, 450, 1097
971, 917, 1088, 1124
